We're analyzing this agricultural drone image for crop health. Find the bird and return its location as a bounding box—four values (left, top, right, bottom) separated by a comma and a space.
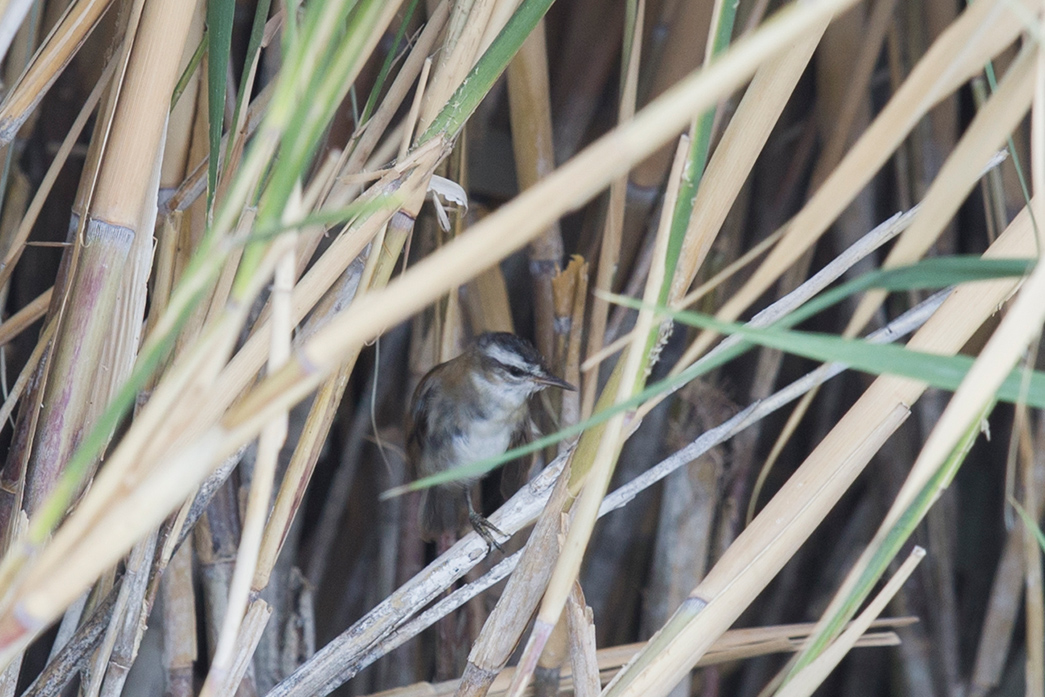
406, 332, 575, 552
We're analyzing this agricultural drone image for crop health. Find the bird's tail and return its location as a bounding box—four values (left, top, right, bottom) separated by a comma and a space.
419, 487, 465, 540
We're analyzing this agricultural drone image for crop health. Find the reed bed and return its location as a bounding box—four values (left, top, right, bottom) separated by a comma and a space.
0, 0, 1038, 696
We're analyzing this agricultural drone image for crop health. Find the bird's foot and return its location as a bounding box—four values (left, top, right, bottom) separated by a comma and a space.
469, 512, 507, 554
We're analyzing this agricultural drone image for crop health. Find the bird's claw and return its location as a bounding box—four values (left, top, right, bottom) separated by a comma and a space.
469, 512, 507, 554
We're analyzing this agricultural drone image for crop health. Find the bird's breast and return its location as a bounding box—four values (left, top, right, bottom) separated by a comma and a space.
452, 410, 522, 464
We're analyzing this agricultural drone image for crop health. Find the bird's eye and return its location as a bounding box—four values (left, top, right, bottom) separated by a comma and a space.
506, 366, 526, 378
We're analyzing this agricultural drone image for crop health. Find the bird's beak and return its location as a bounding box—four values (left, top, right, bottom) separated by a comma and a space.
535, 372, 576, 391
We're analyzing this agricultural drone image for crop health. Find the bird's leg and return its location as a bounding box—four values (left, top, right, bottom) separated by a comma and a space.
465, 488, 507, 554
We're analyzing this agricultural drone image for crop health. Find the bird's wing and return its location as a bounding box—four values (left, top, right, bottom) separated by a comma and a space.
405, 371, 437, 475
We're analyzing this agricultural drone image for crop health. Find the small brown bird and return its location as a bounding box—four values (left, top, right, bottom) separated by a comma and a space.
406, 332, 575, 551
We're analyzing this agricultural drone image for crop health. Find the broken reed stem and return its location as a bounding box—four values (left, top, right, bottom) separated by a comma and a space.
551, 257, 587, 440
217, 600, 273, 697
564, 583, 599, 697
160, 544, 195, 697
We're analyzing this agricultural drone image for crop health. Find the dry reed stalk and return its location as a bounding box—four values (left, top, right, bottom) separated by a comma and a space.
21, 220, 133, 506
196, 474, 244, 665
200, 209, 254, 331
253, 199, 423, 597
217, 599, 273, 697
812, 0, 897, 187
676, 0, 1037, 373
86, 531, 157, 697
0, 169, 30, 277
748, 153, 1008, 523
667, 16, 828, 304
248, 45, 438, 603
343, 1, 448, 177
533, 618, 569, 696
825, 42, 1040, 693
434, 151, 468, 376
748, 0, 966, 528
629, 0, 713, 191
600, 202, 1040, 697
0, 54, 113, 294
162, 79, 273, 216
371, 620, 912, 697
464, 265, 515, 334
213, 21, 283, 215
845, 43, 1036, 334
774, 548, 925, 697
18, 580, 120, 697
0, 287, 49, 348
209, 137, 439, 405
506, 18, 562, 358
581, 0, 643, 418
641, 382, 724, 697
160, 12, 205, 198
71, 12, 206, 687
417, 0, 496, 134
252, 265, 370, 589
20, 0, 196, 519
817, 195, 1045, 688
0, 0, 116, 142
